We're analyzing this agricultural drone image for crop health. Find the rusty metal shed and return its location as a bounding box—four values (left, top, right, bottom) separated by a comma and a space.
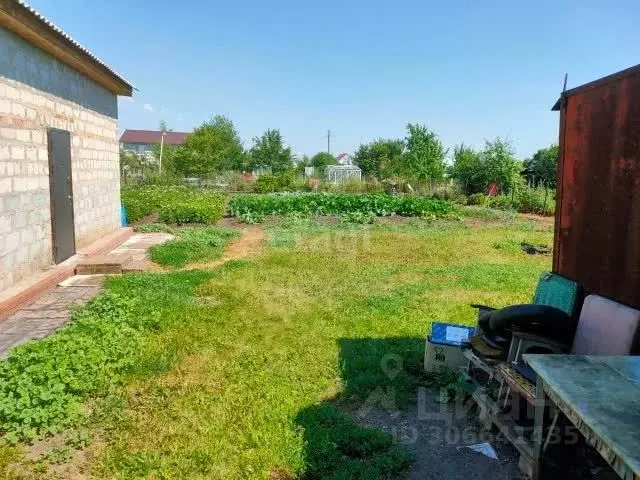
552, 64, 640, 309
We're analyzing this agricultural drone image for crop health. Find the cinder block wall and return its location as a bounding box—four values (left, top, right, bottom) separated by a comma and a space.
0, 27, 121, 293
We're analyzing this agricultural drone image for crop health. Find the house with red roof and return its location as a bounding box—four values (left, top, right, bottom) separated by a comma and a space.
119, 129, 190, 157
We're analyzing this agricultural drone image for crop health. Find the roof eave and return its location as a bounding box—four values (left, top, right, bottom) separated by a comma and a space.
551, 63, 640, 111
0, 0, 132, 96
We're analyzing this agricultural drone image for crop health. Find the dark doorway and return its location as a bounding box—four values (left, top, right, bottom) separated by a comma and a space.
47, 128, 76, 264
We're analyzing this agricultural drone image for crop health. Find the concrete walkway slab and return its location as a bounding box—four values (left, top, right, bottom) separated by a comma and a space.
109, 232, 173, 272
59, 275, 106, 287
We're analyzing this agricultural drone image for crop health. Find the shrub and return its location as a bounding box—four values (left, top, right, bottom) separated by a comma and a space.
253, 172, 309, 193
487, 195, 516, 211
515, 186, 555, 216
485, 187, 555, 216
228, 193, 455, 219
467, 193, 487, 206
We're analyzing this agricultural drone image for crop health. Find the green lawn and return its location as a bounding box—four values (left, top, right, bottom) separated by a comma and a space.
1, 218, 552, 479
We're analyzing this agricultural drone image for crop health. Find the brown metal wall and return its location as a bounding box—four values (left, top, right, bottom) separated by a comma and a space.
554, 73, 640, 309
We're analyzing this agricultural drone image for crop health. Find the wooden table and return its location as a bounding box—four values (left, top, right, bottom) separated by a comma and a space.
524, 354, 640, 480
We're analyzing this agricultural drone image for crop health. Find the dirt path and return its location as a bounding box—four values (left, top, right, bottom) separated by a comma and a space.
185, 226, 266, 270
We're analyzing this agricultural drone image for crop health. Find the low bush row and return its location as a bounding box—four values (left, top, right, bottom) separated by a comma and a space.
122, 186, 226, 224
228, 193, 455, 219
467, 186, 555, 216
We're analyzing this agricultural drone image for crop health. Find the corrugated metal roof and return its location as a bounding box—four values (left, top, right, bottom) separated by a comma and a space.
9, 0, 133, 93
120, 130, 190, 145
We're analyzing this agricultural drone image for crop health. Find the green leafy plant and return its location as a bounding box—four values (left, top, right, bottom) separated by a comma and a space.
514, 185, 555, 216
523, 145, 559, 188
44, 445, 73, 464
400, 123, 448, 183
158, 198, 225, 224
228, 193, 455, 219
310, 152, 335, 175
450, 138, 521, 195
485, 186, 555, 216
467, 193, 487, 206
353, 138, 404, 180
173, 115, 247, 175
252, 172, 309, 193
487, 195, 516, 211
248, 129, 294, 174
238, 211, 265, 224
121, 186, 226, 224
0, 293, 143, 442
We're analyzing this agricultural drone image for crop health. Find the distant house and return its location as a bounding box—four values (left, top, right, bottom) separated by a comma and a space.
0, 0, 132, 292
335, 153, 354, 165
119, 130, 190, 157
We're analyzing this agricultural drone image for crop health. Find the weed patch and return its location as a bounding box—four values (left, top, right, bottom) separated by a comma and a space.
0, 271, 213, 444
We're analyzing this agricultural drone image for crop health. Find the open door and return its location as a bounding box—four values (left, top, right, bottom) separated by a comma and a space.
47, 128, 76, 263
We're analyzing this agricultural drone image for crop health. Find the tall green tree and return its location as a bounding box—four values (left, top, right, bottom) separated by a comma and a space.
120, 150, 146, 179
450, 144, 484, 195
152, 144, 187, 175
523, 145, 559, 187
175, 116, 246, 175
159, 120, 172, 132
480, 137, 521, 193
249, 129, 294, 174
398, 124, 447, 183
311, 152, 335, 175
353, 139, 404, 180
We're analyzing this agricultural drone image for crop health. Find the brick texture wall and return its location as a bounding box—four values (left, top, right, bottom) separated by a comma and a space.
0, 28, 121, 293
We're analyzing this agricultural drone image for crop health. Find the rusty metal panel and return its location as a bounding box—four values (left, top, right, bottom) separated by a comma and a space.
554, 72, 640, 309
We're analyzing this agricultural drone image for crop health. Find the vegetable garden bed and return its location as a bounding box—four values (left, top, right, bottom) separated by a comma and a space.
229, 193, 456, 219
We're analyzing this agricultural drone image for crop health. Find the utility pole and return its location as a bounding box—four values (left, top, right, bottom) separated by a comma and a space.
327, 129, 331, 154
159, 131, 166, 173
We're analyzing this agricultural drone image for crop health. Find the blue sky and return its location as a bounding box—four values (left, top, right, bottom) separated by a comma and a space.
29, 0, 639, 159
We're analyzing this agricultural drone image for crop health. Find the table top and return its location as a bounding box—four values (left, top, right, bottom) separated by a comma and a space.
523, 355, 640, 476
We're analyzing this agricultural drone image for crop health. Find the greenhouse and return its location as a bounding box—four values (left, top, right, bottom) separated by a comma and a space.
325, 164, 362, 184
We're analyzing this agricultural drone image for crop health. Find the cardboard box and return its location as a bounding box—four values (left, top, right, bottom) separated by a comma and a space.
424, 322, 475, 373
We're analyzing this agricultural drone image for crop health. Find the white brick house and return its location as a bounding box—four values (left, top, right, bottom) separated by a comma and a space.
0, 1, 132, 293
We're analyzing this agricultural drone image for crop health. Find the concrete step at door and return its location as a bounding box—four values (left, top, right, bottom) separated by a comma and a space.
75, 254, 133, 275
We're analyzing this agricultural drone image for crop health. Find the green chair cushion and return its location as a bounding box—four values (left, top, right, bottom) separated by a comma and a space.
532, 272, 581, 318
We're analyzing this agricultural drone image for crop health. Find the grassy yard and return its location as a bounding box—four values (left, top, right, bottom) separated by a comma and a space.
1, 217, 553, 479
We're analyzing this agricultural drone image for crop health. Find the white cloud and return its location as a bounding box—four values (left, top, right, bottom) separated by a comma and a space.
177, 113, 184, 122
143, 103, 154, 112
123, 97, 134, 103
